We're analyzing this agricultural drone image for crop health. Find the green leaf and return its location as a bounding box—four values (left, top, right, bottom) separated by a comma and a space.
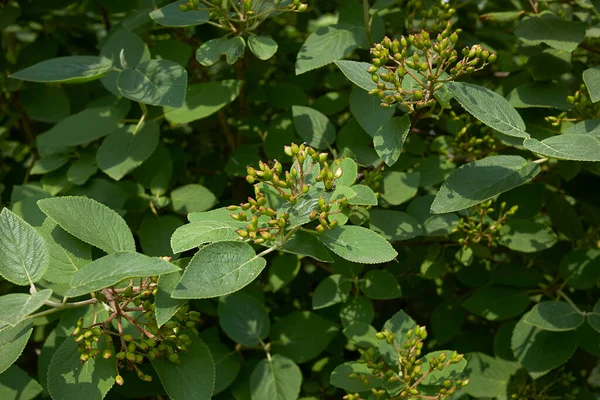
171, 221, 238, 253
150, 0, 210, 27
431, 155, 540, 214
164, 80, 243, 124
373, 115, 411, 166
360, 269, 402, 299
221, 36, 246, 65
349, 86, 395, 137
219, 292, 270, 347
0, 289, 52, 326
583, 66, 600, 103
342, 322, 378, 348
507, 82, 571, 110
20, 84, 70, 123
559, 249, 600, 290
463, 353, 520, 398
248, 34, 278, 60
117, 59, 187, 108
292, 106, 336, 149
268, 254, 300, 292
207, 341, 241, 395
0, 321, 33, 374
415, 155, 456, 187
515, 11, 587, 52
523, 135, 600, 162
100, 29, 150, 95
250, 355, 302, 400
346, 185, 378, 206
270, 311, 338, 363
47, 337, 115, 400
368, 209, 422, 241
0, 365, 43, 400
9, 56, 113, 83
462, 287, 530, 321
587, 300, 600, 333
279, 230, 334, 263
97, 121, 159, 181
340, 296, 374, 328
498, 219, 557, 253
0, 208, 49, 286
172, 241, 266, 299
38, 196, 135, 254
524, 301, 584, 332
312, 274, 352, 310
381, 171, 420, 206
445, 81, 529, 138
319, 225, 397, 264
378, 310, 416, 367
511, 314, 578, 379
420, 350, 467, 385
334, 158, 358, 187
151, 335, 215, 400
334, 60, 392, 92
296, 24, 364, 75
155, 269, 186, 327
171, 184, 218, 215
196, 37, 228, 66
66, 252, 179, 297
30, 153, 70, 175
330, 362, 383, 392
139, 214, 184, 258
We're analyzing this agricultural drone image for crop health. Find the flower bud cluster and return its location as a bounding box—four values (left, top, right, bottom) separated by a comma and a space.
449, 111, 498, 159
453, 200, 518, 247
367, 24, 496, 112
406, 0, 456, 33
546, 84, 600, 127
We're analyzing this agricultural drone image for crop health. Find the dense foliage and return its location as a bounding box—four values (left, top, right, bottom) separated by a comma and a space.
0, 0, 600, 399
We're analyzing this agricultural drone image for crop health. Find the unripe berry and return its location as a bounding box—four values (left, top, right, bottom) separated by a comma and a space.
116, 375, 125, 386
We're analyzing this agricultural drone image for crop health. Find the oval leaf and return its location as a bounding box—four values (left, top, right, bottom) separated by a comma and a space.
0, 289, 52, 326
248, 34, 278, 60
171, 221, 238, 254
218, 292, 270, 347
318, 225, 397, 264
150, 1, 210, 27
10, 56, 113, 83
525, 301, 584, 332
524, 135, 600, 162
292, 106, 336, 150
0, 321, 33, 374
250, 355, 302, 400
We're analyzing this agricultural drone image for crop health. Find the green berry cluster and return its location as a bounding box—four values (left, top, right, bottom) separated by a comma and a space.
509, 367, 581, 400
179, 0, 307, 16
362, 169, 383, 192
229, 143, 347, 242
367, 24, 496, 112
546, 84, 600, 126
448, 111, 498, 159
453, 200, 518, 247
73, 278, 201, 387
406, 0, 456, 32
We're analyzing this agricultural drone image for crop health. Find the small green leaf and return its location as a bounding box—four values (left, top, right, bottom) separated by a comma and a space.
30, 153, 70, 175
0, 365, 43, 400
10, 56, 113, 83
342, 322, 378, 348
319, 225, 397, 264
586, 299, 600, 333
511, 314, 578, 379
196, 37, 228, 66
151, 334, 215, 400
334, 60, 392, 92
218, 292, 270, 347
381, 171, 420, 206
292, 106, 336, 150
164, 80, 243, 124
268, 254, 300, 292
172, 241, 266, 299
171, 221, 238, 253
155, 268, 186, 327
171, 184, 218, 215
0, 321, 33, 374
97, 121, 160, 181
368, 210, 422, 241
38, 196, 135, 254
350, 87, 395, 137
248, 34, 278, 60
221, 36, 246, 65
462, 287, 530, 321
150, 0, 210, 27
446, 81, 529, 138
66, 252, 179, 297
583, 66, 600, 103
117, 59, 187, 107
0, 208, 49, 286
250, 355, 302, 400
498, 219, 557, 253
373, 115, 411, 166
525, 301, 584, 332
360, 270, 402, 300
431, 156, 540, 214
340, 296, 374, 328
0, 290, 52, 326
330, 362, 383, 392
515, 11, 586, 52
270, 311, 338, 363
524, 135, 600, 162
312, 274, 352, 310
558, 249, 600, 290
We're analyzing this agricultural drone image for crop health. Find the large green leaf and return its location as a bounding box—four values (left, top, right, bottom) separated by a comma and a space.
431, 155, 540, 214
250, 355, 302, 400
155, 269, 186, 327
96, 121, 160, 181
368, 209, 422, 241
172, 241, 266, 299
66, 252, 179, 297
334, 60, 393, 92
0, 365, 43, 400
38, 196, 136, 254
171, 221, 238, 254
151, 335, 215, 400
498, 219, 557, 253
149, 0, 210, 27
312, 274, 352, 310
0, 290, 52, 326
164, 80, 243, 124
515, 11, 586, 52
525, 301, 584, 332
0, 208, 48, 286
171, 184, 218, 215
349, 86, 395, 137
524, 135, 600, 161
291, 106, 336, 149
10, 56, 113, 83
381, 171, 420, 206
0, 320, 33, 374
218, 292, 270, 347
511, 314, 578, 379
207, 341, 241, 395
319, 225, 397, 264
583, 66, 600, 103
270, 311, 338, 363
463, 353, 520, 398
360, 269, 402, 300
373, 115, 411, 166
20, 85, 70, 123
559, 249, 600, 290
47, 336, 115, 400
446, 81, 529, 138
295, 24, 364, 75
117, 59, 187, 108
